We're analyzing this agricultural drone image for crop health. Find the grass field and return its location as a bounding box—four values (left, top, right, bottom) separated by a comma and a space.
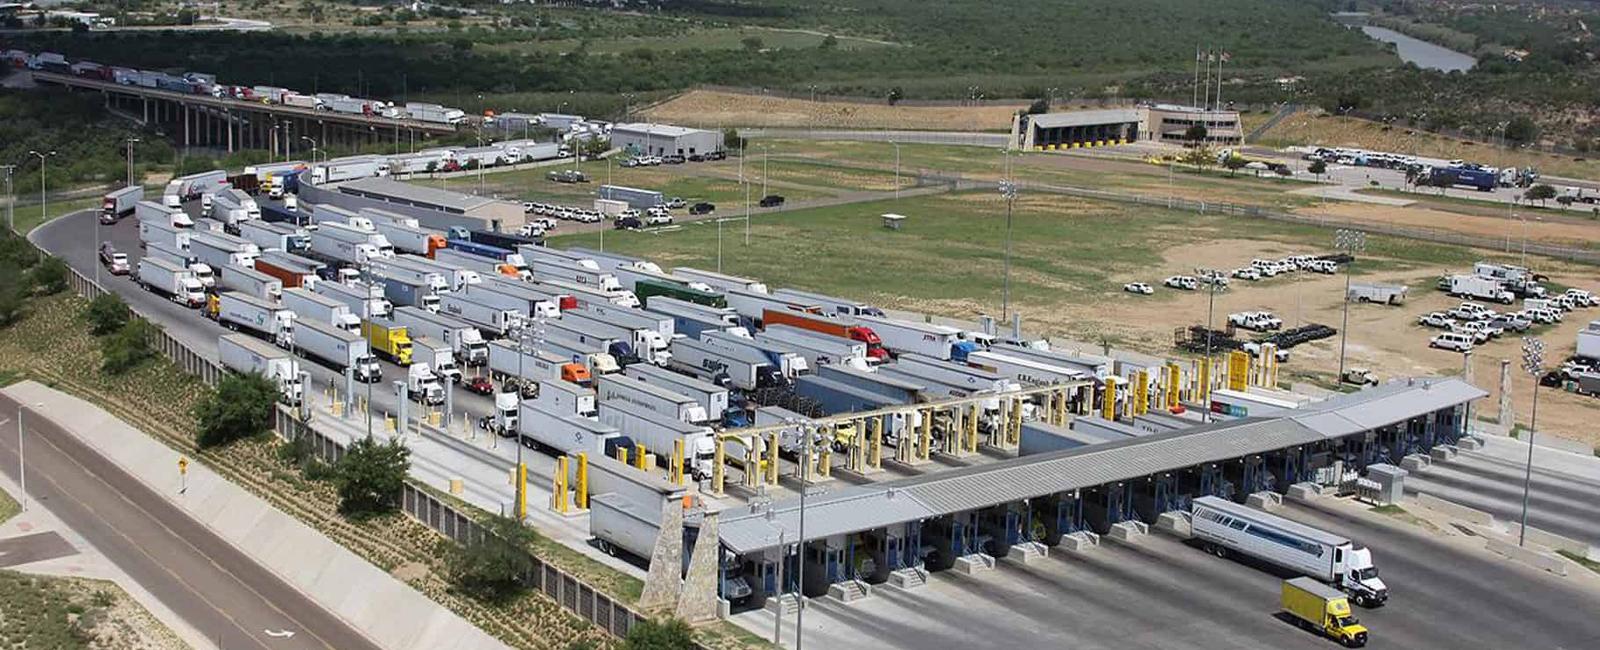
0, 487, 16, 526
1256, 110, 1600, 181
0, 570, 187, 649
414, 158, 832, 207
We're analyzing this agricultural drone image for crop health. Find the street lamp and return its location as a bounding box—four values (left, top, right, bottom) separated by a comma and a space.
124, 137, 141, 188
1518, 337, 1544, 547
1334, 229, 1367, 382
27, 150, 55, 233
999, 160, 1018, 321
1, 164, 14, 234
890, 140, 901, 201
300, 136, 319, 165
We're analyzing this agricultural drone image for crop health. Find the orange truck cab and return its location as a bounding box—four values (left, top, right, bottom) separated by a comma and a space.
561, 363, 593, 387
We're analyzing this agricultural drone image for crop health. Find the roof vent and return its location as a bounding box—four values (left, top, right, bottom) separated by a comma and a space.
886, 487, 897, 500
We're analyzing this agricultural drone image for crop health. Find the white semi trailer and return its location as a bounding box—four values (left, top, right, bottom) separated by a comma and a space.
1191, 496, 1389, 607
217, 334, 304, 405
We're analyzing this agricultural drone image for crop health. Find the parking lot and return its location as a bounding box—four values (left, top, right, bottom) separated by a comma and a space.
733, 496, 1600, 649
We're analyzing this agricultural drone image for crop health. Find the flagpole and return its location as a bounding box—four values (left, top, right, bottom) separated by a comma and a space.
1215, 52, 1226, 112
1202, 50, 1212, 112
1192, 46, 1201, 108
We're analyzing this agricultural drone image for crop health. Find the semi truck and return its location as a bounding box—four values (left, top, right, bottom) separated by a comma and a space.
488, 340, 592, 387
405, 364, 445, 405
479, 275, 577, 310
645, 297, 744, 337
562, 247, 660, 274
541, 319, 638, 367
439, 293, 524, 337
255, 250, 326, 289
217, 264, 283, 302
1192, 496, 1388, 607
461, 281, 562, 320
534, 379, 597, 418
578, 302, 674, 338
668, 336, 783, 391
367, 257, 451, 295
375, 221, 447, 257
623, 363, 741, 427
561, 311, 671, 365
455, 227, 541, 252
596, 374, 708, 423
371, 274, 441, 312
539, 333, 621, 375
435, 247, 522, 279
189, 231, 260, 272
755, 324, 871, 371
135, 257, 206, 307
410, 338, 460, 385
164, 169, 229, 205
851, 314, 976, 362
360, 320, 414, 365
396, 255, 481, 291
144, 241, 215, 289
761, 309, 889, 362
443, 240, 527, 274
405, 102, 467, 125
294, 317, 381, 382
966, 350, 1091, 386
1424, 165, 1495, 192
309, 221, 393, 266
771, 288, 883, 317
534, 278, 639, 308
596, 399, 716, 480
519, 403, 630, 457
210, 292, 296, 348
314, 279, 392, 320
703, 331, 807, 379
527, 257, 625, 295
138, 212, 192, 250
1281, 578, 1369, 648
210, 188, 261, 233
726, 290, 822, 328
392, 307, 488, 366
135, 200, 194, 229
281, 287, 360, 332
309, 156, 390, 184
672, 267, 768, 294
218, 334, 304, 405
238, 220, 310, 254
632, 278, 727, 309
100, 185, 142, 223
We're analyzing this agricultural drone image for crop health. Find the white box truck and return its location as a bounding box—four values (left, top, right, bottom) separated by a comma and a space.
294, 317, 381, 382
314, 279, 392, 320
218, 333, 303, 405
135, 257, 206, 308
562, 312, 671, 365
282, 287, 361, 332
596, 374, 707, 423
534, 378, 597, 417
519, 403, 629, 457
623, 363, 732, 426
1579, 320, 1600, 361
1191, 496, 1388, 607
411, 336, 461, 384
1448, 274, 1514, 304
190, 231, 260, 272
439, 292, 524, 337
392, 306, 489, 366
212, 292, 296, 348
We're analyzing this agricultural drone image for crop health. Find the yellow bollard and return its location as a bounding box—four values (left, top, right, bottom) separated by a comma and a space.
551, 456, 569, 514
617, 447, 629, 466
870, 417, 882, 469
516, 462, 527, 520
919, 408, 932, 460
1135, 370, 1149, 416
575, 453, 589, 509
1009, 398, 1023, 445
713, 439, 726, 496
671, 439, 685, 485
1102, 377, 1118, 421
635, 443, 648, 471
766, 432, 780, 485
966, 405, 979, 452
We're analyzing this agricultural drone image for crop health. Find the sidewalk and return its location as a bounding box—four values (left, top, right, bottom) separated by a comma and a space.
3, 380, 509, 650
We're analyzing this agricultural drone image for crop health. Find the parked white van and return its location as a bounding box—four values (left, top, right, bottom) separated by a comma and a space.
1429, 331, 1475, 352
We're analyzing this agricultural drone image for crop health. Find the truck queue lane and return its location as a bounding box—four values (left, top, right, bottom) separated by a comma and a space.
1404, 453, 1600, 547
1278, 499, 1600, 650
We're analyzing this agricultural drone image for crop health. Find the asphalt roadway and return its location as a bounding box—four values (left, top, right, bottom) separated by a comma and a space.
1406, 444, 1600, 547
742, 497, 1600, 650
0, 393, 380, 650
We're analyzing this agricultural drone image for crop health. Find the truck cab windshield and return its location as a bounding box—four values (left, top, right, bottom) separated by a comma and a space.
1337, 615, 1359, 628
1354, 567, 1379, 580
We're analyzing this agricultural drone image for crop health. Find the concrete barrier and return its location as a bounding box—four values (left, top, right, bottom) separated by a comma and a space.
1400, 454, 1430, 472
1458, 437, 1484, 451
1485, 538, 1568, 576
953, 553, 996, 575
1246, 491, 1283, 511
1060, 531, 1100, 554
1508, 524, 1595, 560
1106, 521, 1149, 544
1285, 482, 1323, 503
1414, 493, 1497, 527
1430, 446, 1457, 462
1154, 512, 1192, 538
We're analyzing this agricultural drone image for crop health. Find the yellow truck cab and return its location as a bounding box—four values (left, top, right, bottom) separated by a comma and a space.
1282, 577, 1368, 647
361, 320, 414, 366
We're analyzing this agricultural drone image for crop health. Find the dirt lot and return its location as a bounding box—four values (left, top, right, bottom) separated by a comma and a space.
1299, 201, 1600, 247
641, 90, 1025, 131
1256, 109, 1600, 181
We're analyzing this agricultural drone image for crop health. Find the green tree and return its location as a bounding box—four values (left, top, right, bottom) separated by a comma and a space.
1308, 159, 1328, 179
100, 318, 156, 374
443, 514, 538, 604
194, 373, 279, 448
1183, 123, 1208, 144
0, 282, 24, 329
1222, 153, 1248, 177
740, 37, 763, 52
623, 617, 694, 650
1180, 146, 1214, 174
334, 436, 410, 519
887, 86, 904, 105
1526, 183, 1557, 205
1504, 116, 1539, 145
30, 257, 68, 296
1026, 97, 1051, 115
722, 128, 745, 153
819, 34, 838, 50
83, 293, 129, 336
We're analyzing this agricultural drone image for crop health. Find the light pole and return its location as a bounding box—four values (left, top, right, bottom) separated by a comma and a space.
1518, 337, 1544, 547
2, 164, 14, 234
28, 150, 55, 232
762, 144, 769, 199
999, 150, 1017, 321
1334, 229, 1366, 382
1202, 278, 1219, 423
124, 137, 141, 188
793, 420, 812, 650
890, 141, 901, 201
300, 136, 319, 165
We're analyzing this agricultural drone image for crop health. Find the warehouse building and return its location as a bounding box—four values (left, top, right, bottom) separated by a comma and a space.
301, 176, 524, 232
610, 123, 722, 158
1012, 104, 1242, 150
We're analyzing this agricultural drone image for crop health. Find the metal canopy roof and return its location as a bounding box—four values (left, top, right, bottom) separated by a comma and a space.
1028, 109, 1141, 130
717, 377, 1481, 554
338, 177, 500, 213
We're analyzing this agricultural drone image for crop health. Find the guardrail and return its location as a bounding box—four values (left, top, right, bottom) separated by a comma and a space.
51, 238, 651, 643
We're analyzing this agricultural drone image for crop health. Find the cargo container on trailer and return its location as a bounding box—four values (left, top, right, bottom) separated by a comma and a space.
596, 399, 715, 479
294, 318, 381, 382
210, 291, 296, 348
391, 306, 488, 366
217, 334, 304, 405
100, 185, 142, 223
135, 257, 206, 307
281, 287, 360, 332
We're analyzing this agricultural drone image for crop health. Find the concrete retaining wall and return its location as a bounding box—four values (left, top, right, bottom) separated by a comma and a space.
1485, 537, 1568, 576
1508, 524, 1594, 560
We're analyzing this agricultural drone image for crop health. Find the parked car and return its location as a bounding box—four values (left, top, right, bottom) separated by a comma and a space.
759, 194, 785, 208
665, 197, 687, 209
1447, 302, 1494, 321
1450, 321, 1492, 344
1163, 275, 1198, 291
615, 216, 643, 230
1123, 282, 1153, 295
1430, 331, 1476, 352
531, 217, 557, 231
1417, 312, 1455, 328
619, 157, 641, 168
463, 376, 496, 396
1232, 268, 1261, 281
1486, 313, 1529, 333
98, 243, 129, 275
521, 201, 538, 213
689, 202, 716, 215
1562, 288, 1595, 307
644, 213, 673, 226
704, 151, 727, 161
1341, 367, 1378, 386
515, 223, 545, 238
663, 154, 686, 165
687, 153, 706, 162
547, 169, 588, 183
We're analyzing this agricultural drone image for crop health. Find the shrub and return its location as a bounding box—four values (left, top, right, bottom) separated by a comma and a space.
443, 514, 538, 604
332, 435, 410, 519
83, 293, 129, 336
193, 372, 279, 448
623, 617, 695, 650
99, 318, 156, 374
30, 257, 68, 295
0, 281, 23, 329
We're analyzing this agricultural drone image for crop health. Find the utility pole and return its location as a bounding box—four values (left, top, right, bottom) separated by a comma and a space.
1334, 229, 1366, 382
1202, 279, 1218, 423
1518, 337, 1544, 547
891, 141, 901, 201
2, 164, 15, 234
28, 150, 55, 233
124, 137, 141, 188
999, 151, 1017, 321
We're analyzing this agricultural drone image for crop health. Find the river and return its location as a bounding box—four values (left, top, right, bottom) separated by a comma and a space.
1361, 25, 1477, 72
